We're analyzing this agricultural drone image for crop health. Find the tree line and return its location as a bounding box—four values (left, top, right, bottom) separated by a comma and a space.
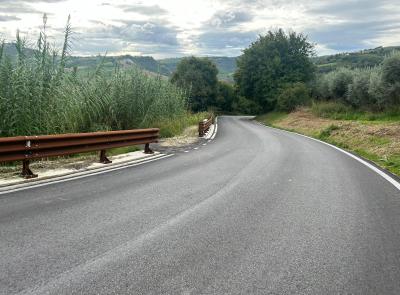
171, 29, 400, 114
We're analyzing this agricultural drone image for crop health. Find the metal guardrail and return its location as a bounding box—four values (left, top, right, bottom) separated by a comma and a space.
198, 116, 214, 137
0, 128, 159, 178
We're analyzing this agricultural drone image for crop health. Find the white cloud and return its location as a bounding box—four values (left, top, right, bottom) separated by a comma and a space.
0, 0, 399, 57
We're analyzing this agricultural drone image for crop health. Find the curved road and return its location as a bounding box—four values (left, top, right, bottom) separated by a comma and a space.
1, 116, 400, 294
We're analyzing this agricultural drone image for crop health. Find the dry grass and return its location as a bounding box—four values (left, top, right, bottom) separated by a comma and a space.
159, 125, 199, 147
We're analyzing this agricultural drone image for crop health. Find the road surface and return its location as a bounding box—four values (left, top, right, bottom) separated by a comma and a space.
1, 116, 400, 294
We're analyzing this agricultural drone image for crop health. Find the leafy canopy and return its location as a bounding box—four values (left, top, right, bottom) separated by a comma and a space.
171, 56, 218, 112
234, 29, 315, 112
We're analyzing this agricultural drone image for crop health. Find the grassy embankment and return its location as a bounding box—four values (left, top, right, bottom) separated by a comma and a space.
256, 101, 400, 177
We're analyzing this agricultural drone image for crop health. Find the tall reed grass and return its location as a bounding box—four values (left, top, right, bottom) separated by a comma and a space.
0, 16, 188, 137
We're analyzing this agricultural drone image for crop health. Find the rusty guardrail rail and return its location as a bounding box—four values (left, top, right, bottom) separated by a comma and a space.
198, 116, 214, 137
0, 128, 159, 178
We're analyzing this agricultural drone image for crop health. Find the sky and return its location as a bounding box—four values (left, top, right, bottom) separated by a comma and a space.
0, 0, 399, 58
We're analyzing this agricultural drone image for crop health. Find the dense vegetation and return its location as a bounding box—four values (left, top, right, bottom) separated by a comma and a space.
171, 57, 218, 112
0, 17, 188, 137
234, 29, 315, 113
313, 46, 400, 73
312, 52, 400, 111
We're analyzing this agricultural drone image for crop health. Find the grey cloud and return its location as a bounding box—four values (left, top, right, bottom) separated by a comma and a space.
195, 30, 258, 55
81, 20, 179, 46
0, 0, 65, 15
118, 4, 167, 16
71, 19, 182, 56
308, 19, 400, 52
0, 15, 21, 22
304, 0, 400, 52
207, 10, 253, 29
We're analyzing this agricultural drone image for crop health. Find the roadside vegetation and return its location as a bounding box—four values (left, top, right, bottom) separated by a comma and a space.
0, 16, 202, 139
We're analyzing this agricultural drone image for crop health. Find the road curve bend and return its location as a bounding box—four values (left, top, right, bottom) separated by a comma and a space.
1, 116, 400, 294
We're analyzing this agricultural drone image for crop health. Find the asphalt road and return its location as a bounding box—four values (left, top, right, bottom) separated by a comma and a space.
1, 116, 400, 294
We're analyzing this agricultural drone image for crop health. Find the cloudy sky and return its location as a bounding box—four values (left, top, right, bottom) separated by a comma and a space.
0, 0, 399, 58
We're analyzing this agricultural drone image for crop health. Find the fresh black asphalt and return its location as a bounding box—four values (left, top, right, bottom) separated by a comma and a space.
1, 116, 400, 294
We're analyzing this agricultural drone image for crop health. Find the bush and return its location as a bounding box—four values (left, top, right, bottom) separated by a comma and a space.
276, 82, 311, 111
232, 96, 262, 114
311, 52, 400, 110
329, 68, 353, 99
382, 52, 400, 106
346, 69, 371, 107
215, 81, 236, 112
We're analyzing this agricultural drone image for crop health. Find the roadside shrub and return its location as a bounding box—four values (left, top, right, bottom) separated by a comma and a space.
346, 69, 371, 107
276, 82, 311, 112
311, 53, 400, 110
329, 68, 353, 99
368, 69, 385, 109
381, 52, 400, 106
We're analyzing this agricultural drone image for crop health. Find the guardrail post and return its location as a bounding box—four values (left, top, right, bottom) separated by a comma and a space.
144, 143, 154, 154
99, 150, 112, 164
21, 160, 38, 179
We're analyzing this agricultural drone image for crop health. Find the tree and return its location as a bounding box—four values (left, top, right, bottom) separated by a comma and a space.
234, 29, 315, 112
276, 82, 310, 112
171, 56, 218, 112
215, 81, 236, 112
381, 53, 400, 106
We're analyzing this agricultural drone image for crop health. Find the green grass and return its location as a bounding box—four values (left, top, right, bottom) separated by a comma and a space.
154, 112, 210, 138
311, 101, 400, 122
354, 149, 400, 176
318, 124, 340, 140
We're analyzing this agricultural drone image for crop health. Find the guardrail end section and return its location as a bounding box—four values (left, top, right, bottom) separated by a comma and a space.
21, 160, 38, 179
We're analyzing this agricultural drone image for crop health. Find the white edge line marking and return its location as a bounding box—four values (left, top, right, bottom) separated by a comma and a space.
259, 122, 400, 191
211, 117, 218, 140
0, 154, 174, 195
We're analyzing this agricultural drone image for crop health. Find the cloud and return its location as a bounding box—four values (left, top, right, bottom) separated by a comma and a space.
206, 10, 253, 29
71, 19, 183, 56
118, 4, 167, 16
0, 15, 21, 22
1, 0, 400, 57
195, 30, 258, 56
304, 0, 400, 53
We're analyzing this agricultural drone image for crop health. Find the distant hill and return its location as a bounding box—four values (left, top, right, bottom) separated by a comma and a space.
159, 56, 237, 82
3, 42, 400, 78
66, 55, 171, 76
2, 43, 35, 60
312, 46, 400, 73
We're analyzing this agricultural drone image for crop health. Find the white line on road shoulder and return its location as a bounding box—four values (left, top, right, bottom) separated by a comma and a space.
259, 123, 400, 192
0, 154, 174, 195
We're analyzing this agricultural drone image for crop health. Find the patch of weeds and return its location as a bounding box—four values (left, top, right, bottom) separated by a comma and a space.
318, 124, 340, 140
